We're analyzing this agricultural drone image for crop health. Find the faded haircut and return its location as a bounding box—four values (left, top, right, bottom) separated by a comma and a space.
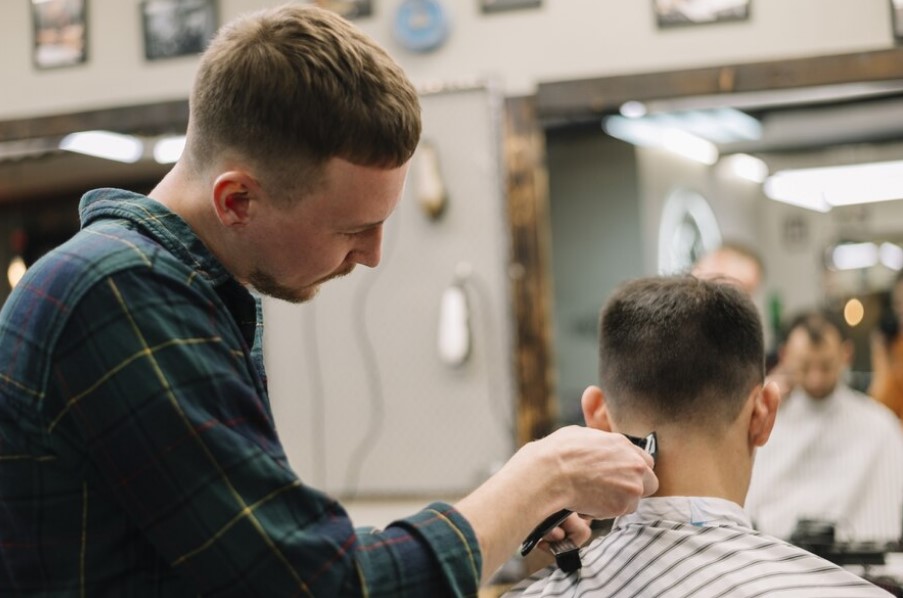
598, 276, 764, 426
186, 3, 421, 200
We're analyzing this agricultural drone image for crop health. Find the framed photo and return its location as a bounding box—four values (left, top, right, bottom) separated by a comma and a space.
141, 0, 218, 61
480, 0, 541, 13
32, 0, 88, 69
892, 0, 903, 42
653, 0, 750, 28
312, 1, 373, 19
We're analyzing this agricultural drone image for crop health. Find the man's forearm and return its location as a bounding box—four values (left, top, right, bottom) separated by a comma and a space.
455, 441, 564, 584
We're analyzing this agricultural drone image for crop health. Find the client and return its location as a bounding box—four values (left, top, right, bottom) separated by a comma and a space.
505, 276, 891, 597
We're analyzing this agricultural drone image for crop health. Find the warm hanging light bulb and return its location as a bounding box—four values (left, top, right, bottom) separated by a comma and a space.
7, 256, 26, 289
7, 228, 27, 289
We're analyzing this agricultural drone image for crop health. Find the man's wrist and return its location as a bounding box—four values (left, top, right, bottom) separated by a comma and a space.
510, 437, 572, 515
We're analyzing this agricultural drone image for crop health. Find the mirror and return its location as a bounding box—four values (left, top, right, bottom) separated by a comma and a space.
537, 50, 903, 422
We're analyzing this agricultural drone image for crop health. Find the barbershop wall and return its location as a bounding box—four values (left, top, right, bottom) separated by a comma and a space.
0, 0, 895, 121
264, 86, 516, 498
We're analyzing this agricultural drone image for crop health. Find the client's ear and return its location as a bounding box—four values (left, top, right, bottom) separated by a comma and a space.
749, 380, 781, 447
581, 385, 613, 432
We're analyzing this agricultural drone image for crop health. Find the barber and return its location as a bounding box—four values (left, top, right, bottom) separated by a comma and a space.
0, 5, 656, 596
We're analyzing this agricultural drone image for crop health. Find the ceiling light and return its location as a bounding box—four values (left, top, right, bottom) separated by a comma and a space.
764, 159, 903, 212
603, 116, 720, 165
661, 128, 719, 165
59, 130, 144, 163
830, 242, 878, 271
880, 242, 903, 271
722, 153, 768, 183
664, 108, 761, 144
153, 135, 186, 164
619, 101, 647, 118
763, 174, 829, 212
820, 160, 903, 207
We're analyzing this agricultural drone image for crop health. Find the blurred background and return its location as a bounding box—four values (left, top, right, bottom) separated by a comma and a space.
4, 0, 903, 520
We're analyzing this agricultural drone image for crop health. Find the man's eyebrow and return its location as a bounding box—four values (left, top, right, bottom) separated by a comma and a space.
343, 220, 385, 232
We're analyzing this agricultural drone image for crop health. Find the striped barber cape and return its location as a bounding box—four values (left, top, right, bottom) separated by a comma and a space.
504, 496, 892, 598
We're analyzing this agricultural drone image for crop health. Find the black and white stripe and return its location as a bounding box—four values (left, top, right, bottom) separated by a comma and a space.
504, 497, 891, 598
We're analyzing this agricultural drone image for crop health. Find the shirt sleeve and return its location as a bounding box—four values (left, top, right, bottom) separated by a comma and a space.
43, 265, 482, 596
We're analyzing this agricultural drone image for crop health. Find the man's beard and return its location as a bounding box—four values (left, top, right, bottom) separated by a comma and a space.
248, 265, 355, 304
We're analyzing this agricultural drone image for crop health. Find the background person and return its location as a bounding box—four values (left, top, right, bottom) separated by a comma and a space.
504, 276, 891, 597
869, 269, 903, 422
746, 311, 903, 544
690, 240, 765, 297
0, 5, 656, 596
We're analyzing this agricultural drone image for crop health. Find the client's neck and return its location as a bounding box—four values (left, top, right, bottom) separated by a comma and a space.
618, 424, 752, 506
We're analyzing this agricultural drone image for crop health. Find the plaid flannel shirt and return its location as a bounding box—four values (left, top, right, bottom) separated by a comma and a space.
0, 188, 481, 596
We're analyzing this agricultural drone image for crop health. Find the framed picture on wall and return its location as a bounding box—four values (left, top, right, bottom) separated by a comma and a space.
892, 0, 903, 41
480, 0, 541, 13
653, 0, 751, 28
32, 0, 88, 69
311, 1, 373, 19
141, 0, 218, 61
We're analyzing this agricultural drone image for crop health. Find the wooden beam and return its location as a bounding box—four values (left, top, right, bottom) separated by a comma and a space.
0, 99, 189, 143
537, 47, 903, 121
503, 95, 559, 445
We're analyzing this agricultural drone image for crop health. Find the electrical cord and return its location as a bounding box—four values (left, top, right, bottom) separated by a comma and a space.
458, 270, 516, 444
341, 214, 403, 500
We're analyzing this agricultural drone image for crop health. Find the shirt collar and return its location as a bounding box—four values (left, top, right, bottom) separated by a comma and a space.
614, 496, 752, 530
79, 187, 233, 286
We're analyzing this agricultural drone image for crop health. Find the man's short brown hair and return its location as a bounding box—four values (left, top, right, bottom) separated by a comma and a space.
598, 276, 764, 428
186, 4, 421, 198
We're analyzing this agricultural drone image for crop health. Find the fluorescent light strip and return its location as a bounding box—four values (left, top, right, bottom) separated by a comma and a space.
831, 242, 878, 270
603, 116, 719, 165
723, 153, 768, 183
153, 135, 186, 164
661, 128, 719, 165
880, 242, 903, 271
763, 173, 830, 212
59, 130, 144, 164
764, 159, 903, 212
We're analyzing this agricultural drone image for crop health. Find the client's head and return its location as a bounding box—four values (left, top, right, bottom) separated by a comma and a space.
580, 276, 780, 499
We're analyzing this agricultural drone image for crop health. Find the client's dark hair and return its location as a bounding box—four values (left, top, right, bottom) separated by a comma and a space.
598, 276, 764, 426
781, 310, 847, 346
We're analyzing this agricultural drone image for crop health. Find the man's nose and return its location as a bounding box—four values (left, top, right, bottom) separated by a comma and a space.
354, 227, 383, 268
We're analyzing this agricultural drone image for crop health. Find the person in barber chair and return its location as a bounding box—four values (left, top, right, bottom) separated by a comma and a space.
505, 277, 892, 597
746, 310, 903, 546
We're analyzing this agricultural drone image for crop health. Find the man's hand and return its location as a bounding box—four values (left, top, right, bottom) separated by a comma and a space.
537, 513, 592, 549
454, 425, 657, 584
532, 425, 657, 519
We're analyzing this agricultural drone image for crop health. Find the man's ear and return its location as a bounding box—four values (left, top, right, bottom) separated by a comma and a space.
581, 385, 613, 432
212, 171, 262, 227
749, 380, 781, 447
